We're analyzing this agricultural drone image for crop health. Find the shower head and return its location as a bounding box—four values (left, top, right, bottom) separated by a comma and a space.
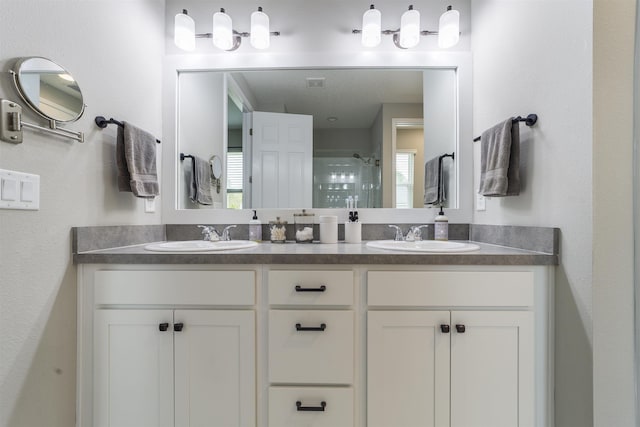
353, 153, 362, 159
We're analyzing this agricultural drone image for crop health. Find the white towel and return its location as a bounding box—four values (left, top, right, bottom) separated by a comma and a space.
478, 118, 520, 197
116, 122, 159, 198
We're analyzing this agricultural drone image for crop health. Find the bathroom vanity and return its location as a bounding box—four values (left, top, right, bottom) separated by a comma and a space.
74, 225, 556, 427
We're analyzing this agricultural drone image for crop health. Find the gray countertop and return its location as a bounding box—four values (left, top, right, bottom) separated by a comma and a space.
73, 240, 557, 265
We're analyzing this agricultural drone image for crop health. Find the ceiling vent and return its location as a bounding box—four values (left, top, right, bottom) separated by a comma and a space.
306, 78, 325, 88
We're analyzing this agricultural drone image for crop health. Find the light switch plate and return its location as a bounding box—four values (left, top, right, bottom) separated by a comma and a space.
0, 168, 39, 210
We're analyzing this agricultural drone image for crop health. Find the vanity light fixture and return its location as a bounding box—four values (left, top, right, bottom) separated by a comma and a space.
174, 7, 280, 52
352, 4, 460, 49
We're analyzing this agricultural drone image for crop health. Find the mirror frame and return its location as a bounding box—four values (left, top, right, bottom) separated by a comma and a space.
162, 52, 472, 225
11, 56, 85, 123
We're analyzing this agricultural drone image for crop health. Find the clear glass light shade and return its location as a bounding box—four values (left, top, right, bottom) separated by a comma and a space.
361, 7, 381, 47
212, 9, 233, 50
174, 11, 195, 51
250, 9, 270, 49
399, 7, 420, 48
438, 7, 460, 48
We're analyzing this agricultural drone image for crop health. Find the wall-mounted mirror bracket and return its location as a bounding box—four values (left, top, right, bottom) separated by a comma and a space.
0, 98, 84, 143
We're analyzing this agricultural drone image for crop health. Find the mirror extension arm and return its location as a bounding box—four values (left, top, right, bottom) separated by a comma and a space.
0, 99, 84, 143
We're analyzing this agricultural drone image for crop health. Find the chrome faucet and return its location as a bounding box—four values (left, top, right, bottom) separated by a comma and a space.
389, 224, 430, 241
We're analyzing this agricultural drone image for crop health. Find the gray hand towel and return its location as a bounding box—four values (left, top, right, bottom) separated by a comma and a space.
424, 156, 445, 205
188, 156, 213, 205
116, 122, 159, 197
478, 118, 521, 197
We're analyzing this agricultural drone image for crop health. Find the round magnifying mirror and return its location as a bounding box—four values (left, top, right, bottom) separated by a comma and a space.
210, 155, 223, 179
11, 57, 85, 123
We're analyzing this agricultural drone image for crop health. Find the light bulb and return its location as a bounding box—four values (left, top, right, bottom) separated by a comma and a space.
399, 5, 420, 48
438, 6, 460, 48
250, 7, 270, 49
174, 9, 195, 51
362, 5, 381, 48
212, 8, 233, 50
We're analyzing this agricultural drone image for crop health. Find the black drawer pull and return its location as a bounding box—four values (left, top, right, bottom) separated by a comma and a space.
174, 323, 184, 332
295, 323, 327, 332
296, 401, 326, 412
455, 324, 466, 333
440, 324, 450, 333
295, 285, 327, 292
159, 323, 169, 332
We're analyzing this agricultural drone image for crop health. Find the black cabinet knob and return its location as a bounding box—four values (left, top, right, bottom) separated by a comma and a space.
455, 324, 466, 333
159, 323, 169, 332
174, 323, 184, 332
440, 324, 450, 333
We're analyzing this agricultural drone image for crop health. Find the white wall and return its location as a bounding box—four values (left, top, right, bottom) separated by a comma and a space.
0, 2, 165, 426
471, 1, 594, 425
314, 128, 373, 157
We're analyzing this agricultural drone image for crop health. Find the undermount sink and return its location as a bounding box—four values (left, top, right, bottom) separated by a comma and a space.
144, 240, 259, 252
366, 240, 480, 253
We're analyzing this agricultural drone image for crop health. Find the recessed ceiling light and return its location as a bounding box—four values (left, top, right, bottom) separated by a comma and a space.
327, 116, 338, 122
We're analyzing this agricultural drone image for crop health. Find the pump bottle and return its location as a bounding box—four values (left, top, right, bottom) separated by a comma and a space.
434, 207, 449, 241
249, 210, 262, 242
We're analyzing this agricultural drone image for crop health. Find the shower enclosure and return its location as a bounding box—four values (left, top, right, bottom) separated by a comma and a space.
313, 155, 381, 208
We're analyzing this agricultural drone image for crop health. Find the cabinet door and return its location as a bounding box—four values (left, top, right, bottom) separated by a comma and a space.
94, 309, 174, 427
367, 311, 450, 427
174, 310, 255, 427
450, 311, 534, 427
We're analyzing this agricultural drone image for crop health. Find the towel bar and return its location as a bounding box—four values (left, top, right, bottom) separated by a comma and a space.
473, 114, 538, 142
94, 116, 161, 143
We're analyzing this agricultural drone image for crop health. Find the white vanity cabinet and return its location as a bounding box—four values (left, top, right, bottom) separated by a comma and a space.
266, 269, 356, 427
78, 263, 552, 427
81, 268, 257, 427
367, 270, 542, 427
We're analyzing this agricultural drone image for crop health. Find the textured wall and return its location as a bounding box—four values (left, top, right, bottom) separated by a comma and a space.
0, 1, 165, 426
471, 1, 594, 426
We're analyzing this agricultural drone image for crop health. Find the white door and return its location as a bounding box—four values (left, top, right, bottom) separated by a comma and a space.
450, 311, 534, 427
94, 309, 174, 427
367, 311, 451, 427
174, 310, 256, 427
251, 111, 313, 208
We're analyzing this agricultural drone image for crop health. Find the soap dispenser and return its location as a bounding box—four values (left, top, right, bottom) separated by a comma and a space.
434, 206, 449, 241
249, 210, 262, 242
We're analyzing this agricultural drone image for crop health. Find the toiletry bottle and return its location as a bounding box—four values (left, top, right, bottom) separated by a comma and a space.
249, 210, 262, 242
434, 207, 449, 241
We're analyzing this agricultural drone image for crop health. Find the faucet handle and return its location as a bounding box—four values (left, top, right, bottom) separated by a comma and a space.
388, 224, 404, 241
410, 225, 430, 241
198, 225, 220, 241
222, 225, 237, 241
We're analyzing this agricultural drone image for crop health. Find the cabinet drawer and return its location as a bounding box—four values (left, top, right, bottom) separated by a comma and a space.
269, 386, 354, 427
269, 310, 354, 384
368, 271, 534, 307
268, 270, 354, 306
94, 270, 255, 305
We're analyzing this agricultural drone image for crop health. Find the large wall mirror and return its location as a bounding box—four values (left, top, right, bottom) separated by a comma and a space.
177, 67, 457, 211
